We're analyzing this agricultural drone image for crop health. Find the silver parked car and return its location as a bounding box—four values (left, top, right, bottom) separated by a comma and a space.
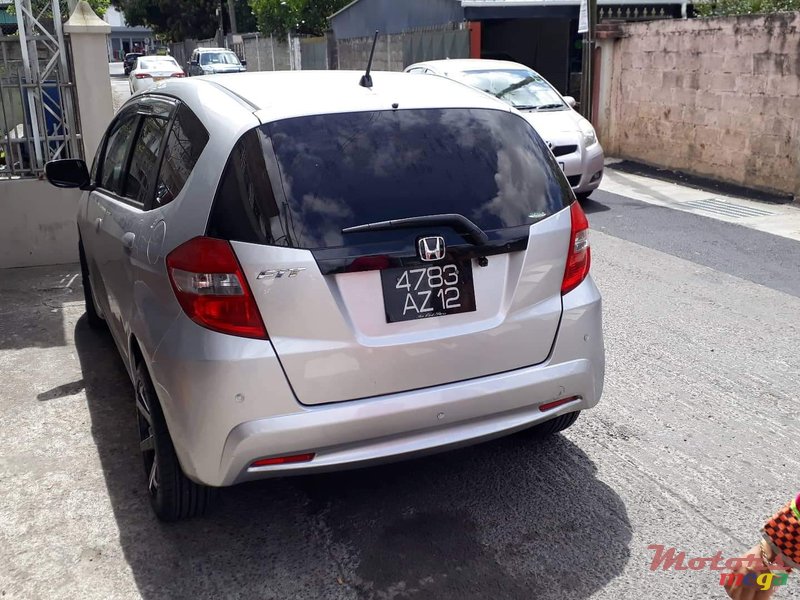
45, 71, 604, 521
405, 59, 605, 199
186, 47, 246, 76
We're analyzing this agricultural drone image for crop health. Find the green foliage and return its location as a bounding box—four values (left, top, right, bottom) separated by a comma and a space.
694, 0, 800, 16
248, 0, 349, 37
235, 0, 258, 33
112, 0, 253, 41
8, 0, 110, 20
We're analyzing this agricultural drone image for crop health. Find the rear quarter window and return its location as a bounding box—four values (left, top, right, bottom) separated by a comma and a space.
152, 105, 208, 208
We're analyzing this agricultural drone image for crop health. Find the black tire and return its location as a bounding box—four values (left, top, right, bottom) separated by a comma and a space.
523, 411, 581, 438
79, 240, 105, 330
576, 192, 592, 201
135, 362, 215, 521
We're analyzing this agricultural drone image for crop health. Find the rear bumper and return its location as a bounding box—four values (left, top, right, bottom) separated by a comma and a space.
150, 276, 604, 487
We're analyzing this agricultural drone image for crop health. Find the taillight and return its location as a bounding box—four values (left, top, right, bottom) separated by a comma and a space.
561, 201, 591, 295
166, 237, 268, 339
171, 72, 186, 78
135, 73, 152, 79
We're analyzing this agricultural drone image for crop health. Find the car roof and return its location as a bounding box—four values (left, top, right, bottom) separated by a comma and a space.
196, 47, 231, 52
410, 59, 537, 74
151, 70, 514, 124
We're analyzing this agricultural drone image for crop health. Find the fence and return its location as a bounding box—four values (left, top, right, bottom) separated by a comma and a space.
336, 23, 469, 71
171, 22, 469, 75
1, 25, 82, 179
300, 36, 326, 70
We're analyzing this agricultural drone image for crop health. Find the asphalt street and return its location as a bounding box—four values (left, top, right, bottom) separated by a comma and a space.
1, 168, 799, 596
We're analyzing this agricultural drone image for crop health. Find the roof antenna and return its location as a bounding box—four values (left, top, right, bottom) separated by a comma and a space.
359, 30, 379, 88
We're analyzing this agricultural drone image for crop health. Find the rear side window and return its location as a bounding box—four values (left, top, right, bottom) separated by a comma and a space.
207, 129, 282, 244
100, 113, 138, 194
208, 108, 571, 249
125, 116, 168, 204
153, 105, 209, 208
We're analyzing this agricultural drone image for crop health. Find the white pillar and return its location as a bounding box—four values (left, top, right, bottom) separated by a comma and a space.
64, 1, 114, 164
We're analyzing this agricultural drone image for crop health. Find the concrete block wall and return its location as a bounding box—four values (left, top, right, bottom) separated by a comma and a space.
241, 35, 293, 71
337, 34, 406, 71
602, 12, 800, 198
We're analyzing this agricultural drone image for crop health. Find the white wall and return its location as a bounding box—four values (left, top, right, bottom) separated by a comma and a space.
103, 6, 126, 27
0, 180, 79, 269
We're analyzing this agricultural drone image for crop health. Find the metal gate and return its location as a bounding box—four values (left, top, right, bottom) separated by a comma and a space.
300, 36, 327, 70
403, 26, 470, 66
1, 0, 82, 179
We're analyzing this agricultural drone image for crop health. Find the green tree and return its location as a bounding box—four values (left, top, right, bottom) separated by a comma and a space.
248, 0, 349, 37
694, 0, 800, 15
9, 0, 110, 20
235, 0, 257, 32
112, 0, 253, 41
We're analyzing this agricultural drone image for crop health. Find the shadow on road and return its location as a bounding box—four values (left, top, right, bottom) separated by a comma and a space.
579, 197, 611, 215
75, 316, 631, 600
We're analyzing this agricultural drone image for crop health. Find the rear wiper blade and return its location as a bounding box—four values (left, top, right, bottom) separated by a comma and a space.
342, 214, 489, 246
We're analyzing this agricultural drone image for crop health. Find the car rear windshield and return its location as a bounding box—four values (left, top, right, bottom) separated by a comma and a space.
139, 59, 176, 70
200, 52, 240, 65
207, 108, 571, 250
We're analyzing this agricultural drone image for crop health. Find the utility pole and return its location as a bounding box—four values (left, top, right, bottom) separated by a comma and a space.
227, 0, 238, 34
216, 0, 225, 47
578, 0, 598, 120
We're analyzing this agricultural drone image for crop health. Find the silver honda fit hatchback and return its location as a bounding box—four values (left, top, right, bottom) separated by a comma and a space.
45, 71, 604, 521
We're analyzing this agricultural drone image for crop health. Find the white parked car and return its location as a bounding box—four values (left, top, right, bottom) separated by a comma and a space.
129, 56, 186, 94
405, 59, 605, 199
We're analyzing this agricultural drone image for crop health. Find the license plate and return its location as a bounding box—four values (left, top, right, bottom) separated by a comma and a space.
380, 262, 477, 323
153, 77, 165, 81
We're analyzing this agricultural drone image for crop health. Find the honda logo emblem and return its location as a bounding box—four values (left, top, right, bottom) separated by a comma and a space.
417, 236, 446, 262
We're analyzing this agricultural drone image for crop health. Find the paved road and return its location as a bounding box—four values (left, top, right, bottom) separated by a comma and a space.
1, 174, 799, 600
110, 63, 131, 112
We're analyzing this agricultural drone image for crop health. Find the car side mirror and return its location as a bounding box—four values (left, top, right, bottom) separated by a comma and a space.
190, 60, 199, 66
240, 59, 247, 66
45, 159, 90, 189
563, 96, 577, 109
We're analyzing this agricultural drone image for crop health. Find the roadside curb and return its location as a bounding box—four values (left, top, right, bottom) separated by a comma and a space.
605, 159, 796, 206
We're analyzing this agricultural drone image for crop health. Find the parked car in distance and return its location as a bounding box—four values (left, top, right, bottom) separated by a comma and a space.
186, 47, 246, 76
44, 71, 604, 521
123, 52, 143, 75
405, 59, 605, 200
129, 56, 185, 94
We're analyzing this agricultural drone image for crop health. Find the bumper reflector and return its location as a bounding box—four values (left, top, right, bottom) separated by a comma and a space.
539, 396, 581, 412
250, 453, 315, 468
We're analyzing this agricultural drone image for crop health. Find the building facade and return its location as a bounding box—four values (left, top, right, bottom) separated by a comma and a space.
103, 6, 153, 61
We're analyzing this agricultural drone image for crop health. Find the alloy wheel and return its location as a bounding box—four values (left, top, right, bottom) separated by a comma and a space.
135, 379, 158, 497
